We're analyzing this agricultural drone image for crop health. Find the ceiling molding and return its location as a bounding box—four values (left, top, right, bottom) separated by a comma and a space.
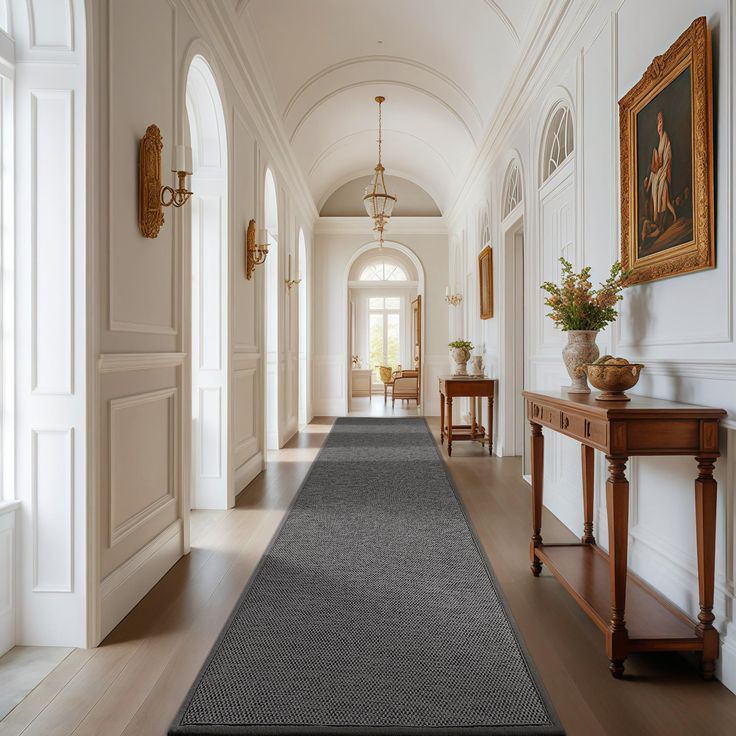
288, 79, 479, 146
482, 0, 520, 44
308, 126, 456, 182
283, 54, 483, 128
187, 0, 319, 223
444, 0, 595, 228
315, 216, 447, 236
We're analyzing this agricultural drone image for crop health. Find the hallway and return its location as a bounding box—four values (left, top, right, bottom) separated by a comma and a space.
4, 420, 734, 736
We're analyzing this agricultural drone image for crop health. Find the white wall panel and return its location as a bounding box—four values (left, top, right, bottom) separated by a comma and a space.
32, 429, 73, 592
31, 90, 73, 395
109, 388, 176, 546
28, 0, 74, 50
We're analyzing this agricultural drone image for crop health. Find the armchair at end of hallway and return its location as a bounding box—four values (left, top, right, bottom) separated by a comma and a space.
378, 365, 394, 404
391, 369, 419, 407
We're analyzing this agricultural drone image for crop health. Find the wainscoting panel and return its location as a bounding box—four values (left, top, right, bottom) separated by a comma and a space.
32, 428, 73, 592
313, 354, 345, 416
109, 388, 177, 547
0, 504, 19, 656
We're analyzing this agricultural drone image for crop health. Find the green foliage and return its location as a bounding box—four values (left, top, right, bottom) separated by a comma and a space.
540, 258, 631, 332
448, 339, 474, 351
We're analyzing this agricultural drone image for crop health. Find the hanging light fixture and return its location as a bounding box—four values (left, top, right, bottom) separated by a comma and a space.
363, 96, 397, 246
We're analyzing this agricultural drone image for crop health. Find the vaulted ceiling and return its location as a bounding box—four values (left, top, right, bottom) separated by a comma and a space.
239, 0, 541, 215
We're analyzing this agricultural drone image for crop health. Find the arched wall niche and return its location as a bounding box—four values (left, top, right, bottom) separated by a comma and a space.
186, 52, 231, 512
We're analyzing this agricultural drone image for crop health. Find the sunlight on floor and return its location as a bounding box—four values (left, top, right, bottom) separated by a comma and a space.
348, 396, 422, 418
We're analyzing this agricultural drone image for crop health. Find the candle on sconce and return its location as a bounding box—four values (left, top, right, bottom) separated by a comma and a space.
258, 229, 268, 244
172, 144, 192, 173
445, 286, 449, 297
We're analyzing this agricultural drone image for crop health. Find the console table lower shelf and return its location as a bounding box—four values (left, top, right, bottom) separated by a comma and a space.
537, 543, 703, 651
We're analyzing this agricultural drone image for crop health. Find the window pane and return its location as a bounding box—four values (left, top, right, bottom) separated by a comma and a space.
385, 265, 407, 281
360, 265, 382, 280
386, 313, 400, 370
369, 313, 384, 378
359, 261, 407, 281
384, 297, 400, 310
368, 297, 384, 310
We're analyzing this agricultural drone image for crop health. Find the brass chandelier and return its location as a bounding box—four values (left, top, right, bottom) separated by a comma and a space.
363, 96, 397, 247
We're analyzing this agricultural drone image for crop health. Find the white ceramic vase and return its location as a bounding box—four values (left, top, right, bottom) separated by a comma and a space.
469, 355, 485, 376
562, 330, 600, 393
450, 347, 471, 376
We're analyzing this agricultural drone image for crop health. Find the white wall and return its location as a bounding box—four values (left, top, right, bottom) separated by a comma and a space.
448, 0, 736, 691
313, 218, 449, 415
87, 0, 315, 644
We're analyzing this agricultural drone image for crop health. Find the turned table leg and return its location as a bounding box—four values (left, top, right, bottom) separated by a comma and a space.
606, 455, 630, 678
530, 421, 544, 576
488, 393, 494, 456
440, 392, 445, 444
695, 455, 719, 680
581, 444, 596, 544
446, 396, 453, 456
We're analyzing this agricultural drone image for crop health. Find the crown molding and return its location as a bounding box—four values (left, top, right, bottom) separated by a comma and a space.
444, 0, 597, 228
315, 216, 447, 236
183, 1, 319, 225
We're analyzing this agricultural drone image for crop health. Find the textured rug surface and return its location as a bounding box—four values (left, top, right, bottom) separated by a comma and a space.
170, 418, 564, 735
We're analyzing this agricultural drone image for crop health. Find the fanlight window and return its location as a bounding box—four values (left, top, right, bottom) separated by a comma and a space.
359, 262, 408, 281
542, 104, 574, 182
502, 163, 522, 218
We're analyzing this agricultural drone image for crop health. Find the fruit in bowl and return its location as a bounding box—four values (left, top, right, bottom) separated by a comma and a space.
583, 357, 644, 401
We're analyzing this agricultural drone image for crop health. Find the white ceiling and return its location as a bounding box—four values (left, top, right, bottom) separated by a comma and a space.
240, 0, 540, 214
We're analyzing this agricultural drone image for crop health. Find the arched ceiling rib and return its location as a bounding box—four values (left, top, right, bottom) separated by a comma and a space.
240, 0, 540, 214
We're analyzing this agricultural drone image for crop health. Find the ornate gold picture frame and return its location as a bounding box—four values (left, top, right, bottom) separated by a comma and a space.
478, 246, 493, 319
619, 16, 714, 285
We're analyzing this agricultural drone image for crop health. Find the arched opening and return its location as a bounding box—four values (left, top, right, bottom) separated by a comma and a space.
186, 56, 230, 510
264, 168, 279, 449
298, 228, 308, 427
344, 242, 424, 416
500, 158, 526, 461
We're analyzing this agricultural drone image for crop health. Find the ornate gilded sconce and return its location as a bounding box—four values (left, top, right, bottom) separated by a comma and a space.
139, 124, 193, 238
285, 253, 302, 291
246, 218, 269, 279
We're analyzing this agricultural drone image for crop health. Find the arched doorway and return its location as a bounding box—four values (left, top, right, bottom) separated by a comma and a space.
343, 241, 425, 415
298, 228, 308, 427
264, 168, 280, 449
186, 56, 230, 510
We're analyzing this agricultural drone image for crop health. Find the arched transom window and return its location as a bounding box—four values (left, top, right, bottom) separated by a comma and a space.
502, 162, 522, 218
542, 103, 574, 182
359, 261, 408, 281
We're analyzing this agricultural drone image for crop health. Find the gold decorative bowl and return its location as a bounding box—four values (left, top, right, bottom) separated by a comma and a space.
582, 363, 644, 401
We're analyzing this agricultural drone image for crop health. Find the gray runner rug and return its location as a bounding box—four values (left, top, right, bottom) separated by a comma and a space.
170, 418, 564, 735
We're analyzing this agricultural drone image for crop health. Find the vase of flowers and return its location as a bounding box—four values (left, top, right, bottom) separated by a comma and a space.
541, 258, 629, 394
448, 339, 474, 376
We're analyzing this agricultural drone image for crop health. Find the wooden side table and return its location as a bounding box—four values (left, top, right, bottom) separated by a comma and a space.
522, 389, 726, 679
439, 376, 495, 456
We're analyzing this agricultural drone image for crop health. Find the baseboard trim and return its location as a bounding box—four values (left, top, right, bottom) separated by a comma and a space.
99, 520, 183, 642
233, 452, 264, 497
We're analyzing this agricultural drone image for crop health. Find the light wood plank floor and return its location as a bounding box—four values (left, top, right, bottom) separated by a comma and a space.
2, 417, 735, 736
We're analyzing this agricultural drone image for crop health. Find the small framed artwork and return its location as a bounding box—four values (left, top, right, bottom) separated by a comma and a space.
478, 246, 493, 319
619, 16, 714, 285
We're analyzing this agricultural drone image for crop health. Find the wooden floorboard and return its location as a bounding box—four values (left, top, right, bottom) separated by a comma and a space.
2, 416, 735, 736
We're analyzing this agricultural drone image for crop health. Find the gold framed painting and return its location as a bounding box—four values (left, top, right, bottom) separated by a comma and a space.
619, 16, 714, 285
478, 246, 493, 319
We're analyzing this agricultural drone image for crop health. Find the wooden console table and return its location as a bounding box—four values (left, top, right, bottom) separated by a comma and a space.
439, 377, 495, 456
523, 389, 726, 679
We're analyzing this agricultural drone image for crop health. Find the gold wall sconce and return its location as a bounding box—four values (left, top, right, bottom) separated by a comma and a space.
285, 253, 302, 291
139, 124, 193, 238
246, 218, 269, 279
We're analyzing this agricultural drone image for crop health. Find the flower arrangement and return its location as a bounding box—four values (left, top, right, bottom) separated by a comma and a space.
448, 339, 474, 351
541, 258, 630, 331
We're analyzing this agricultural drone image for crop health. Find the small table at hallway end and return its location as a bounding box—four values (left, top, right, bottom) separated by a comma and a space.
523, 389, 726, 681
439, 376, 496, 456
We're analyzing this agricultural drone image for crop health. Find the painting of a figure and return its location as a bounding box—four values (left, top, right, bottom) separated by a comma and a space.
635, 67, 693, 258
619, 17, 713, 285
